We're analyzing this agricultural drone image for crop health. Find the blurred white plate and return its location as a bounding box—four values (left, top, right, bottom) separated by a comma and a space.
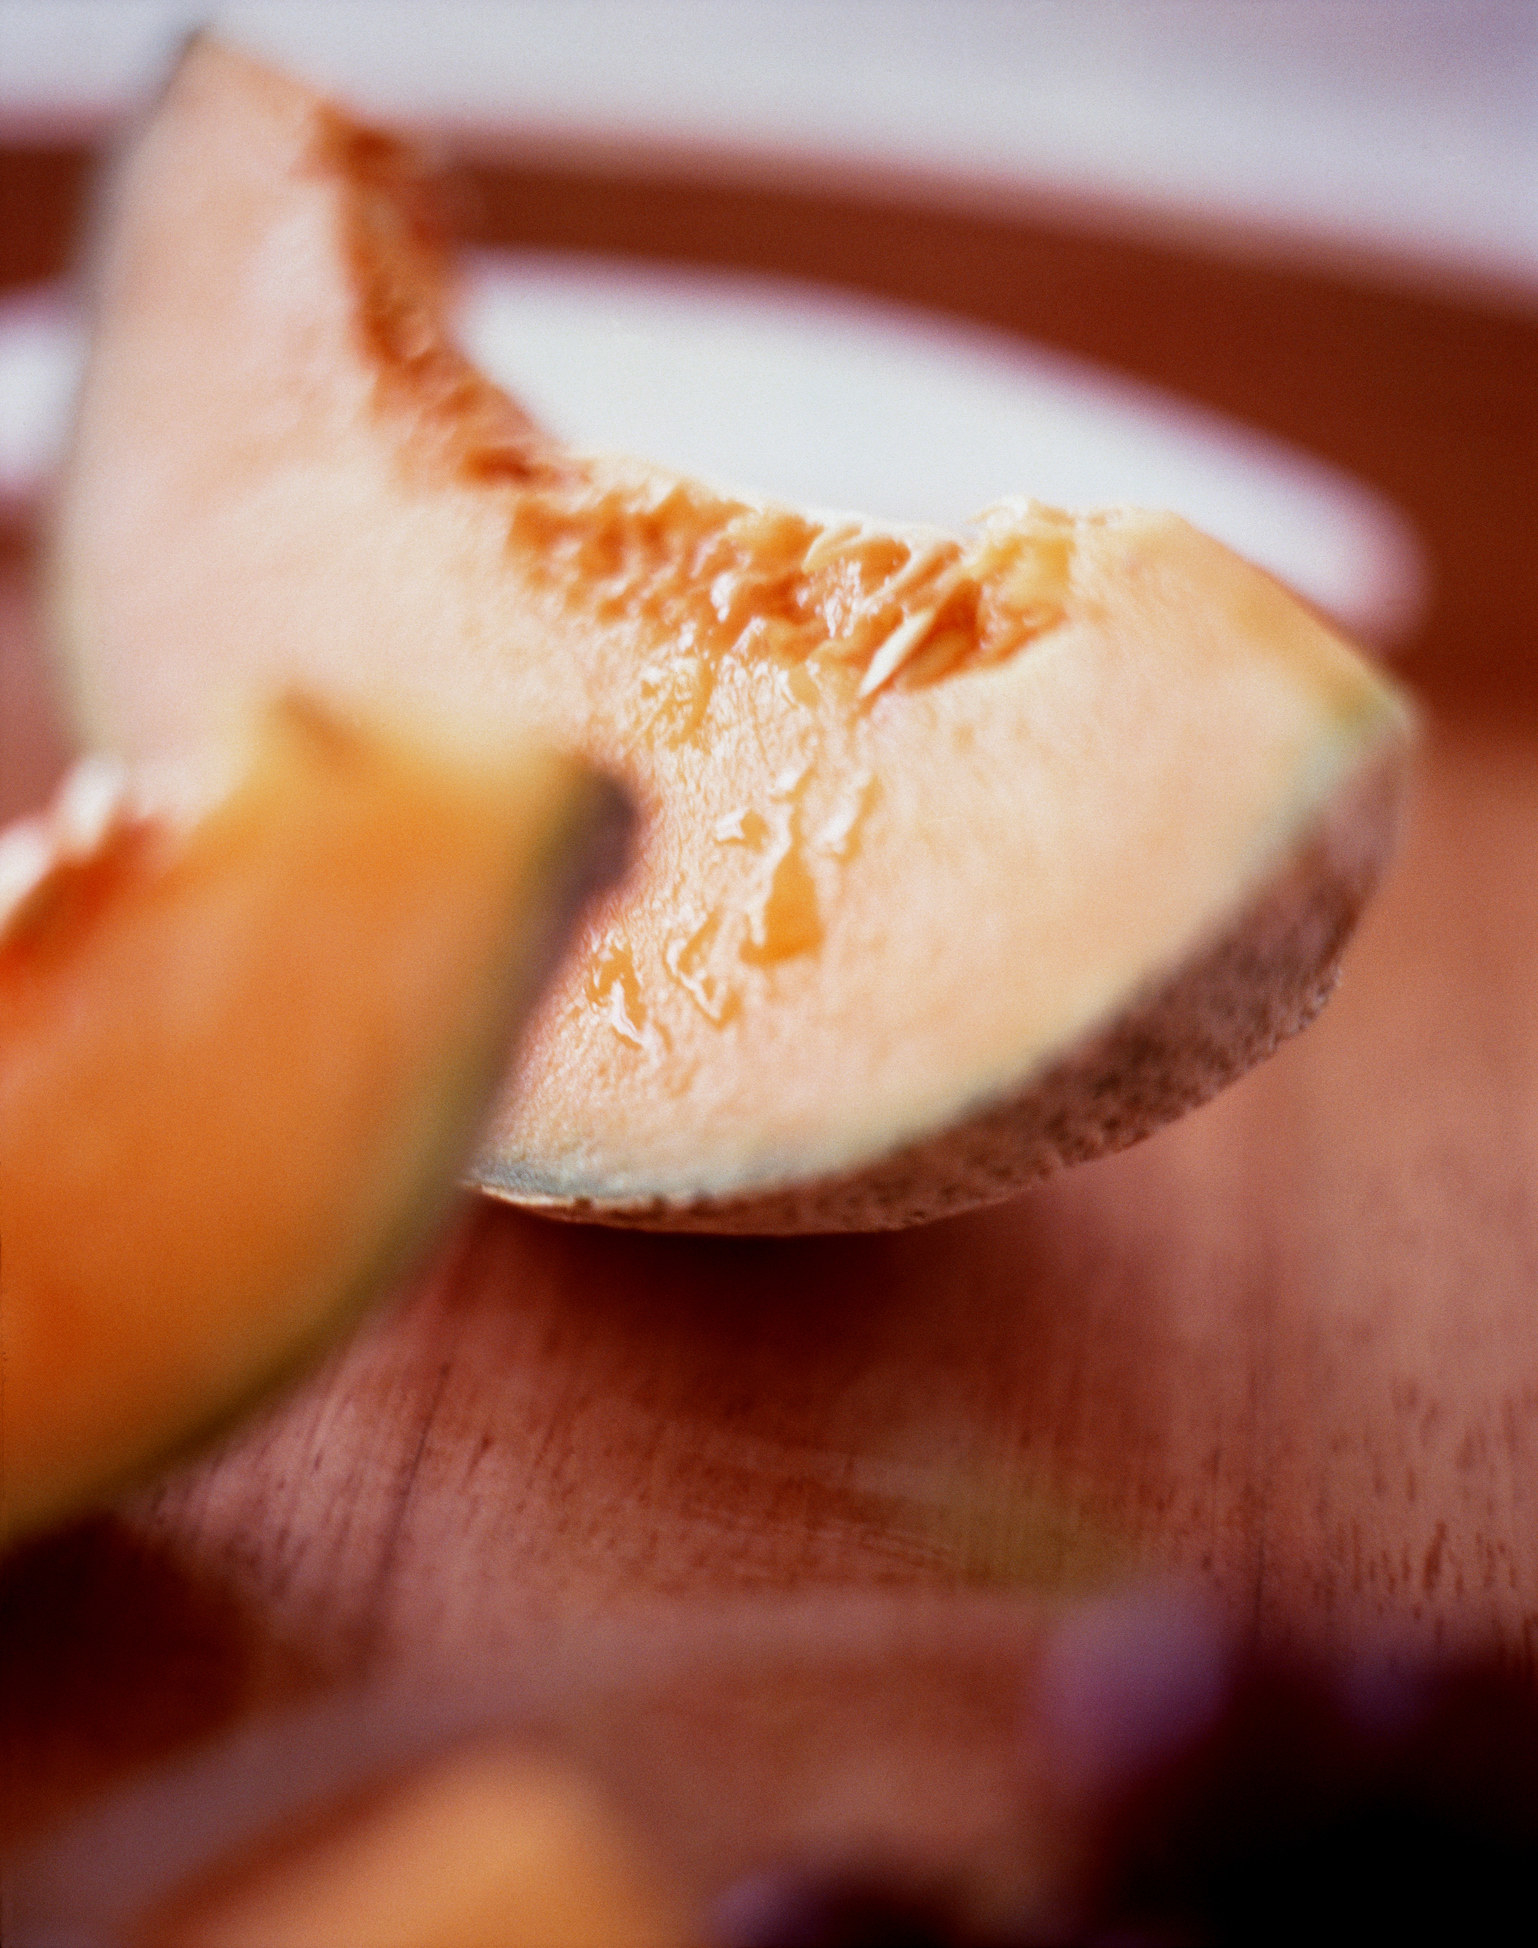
0, 255, 1425, 642
3, 2, 1532, 297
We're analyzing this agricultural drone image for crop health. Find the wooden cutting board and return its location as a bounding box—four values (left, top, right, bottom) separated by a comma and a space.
2, 138, 1535, 1937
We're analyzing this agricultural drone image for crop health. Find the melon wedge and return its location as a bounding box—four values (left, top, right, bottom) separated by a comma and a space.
51, 38, 1414, 1232
0, 695, 619, 1545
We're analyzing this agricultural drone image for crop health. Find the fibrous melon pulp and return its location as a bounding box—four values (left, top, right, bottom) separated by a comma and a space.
52, 38, 1414, 1231
0, 696, 618, 1544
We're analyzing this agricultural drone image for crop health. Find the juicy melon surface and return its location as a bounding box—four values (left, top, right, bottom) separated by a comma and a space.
0, 696, 616, 1543
52, 38, 1414, 1230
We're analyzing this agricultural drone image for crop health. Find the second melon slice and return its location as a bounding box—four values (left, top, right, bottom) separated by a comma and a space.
52, 38, 1414, 1231
0, 695, 619, 1543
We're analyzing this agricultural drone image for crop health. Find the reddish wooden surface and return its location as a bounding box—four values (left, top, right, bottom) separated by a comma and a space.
2, 141, 1536, 1937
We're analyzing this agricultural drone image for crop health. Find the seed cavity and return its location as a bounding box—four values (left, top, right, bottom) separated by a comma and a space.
511, 475, 1074, 700
859, 606, 942, 697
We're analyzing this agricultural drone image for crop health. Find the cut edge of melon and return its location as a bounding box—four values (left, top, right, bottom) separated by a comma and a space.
480, 709, 1409, 1232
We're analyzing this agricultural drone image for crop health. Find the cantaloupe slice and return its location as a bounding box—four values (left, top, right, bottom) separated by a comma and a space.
0, 695, 619, 1545
51, 38, 1414, 1232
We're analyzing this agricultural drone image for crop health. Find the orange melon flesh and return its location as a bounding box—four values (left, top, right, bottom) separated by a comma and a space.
0, 695, 619, 1545
52, 38, 1414, 1231
140, 1752, 687, 1948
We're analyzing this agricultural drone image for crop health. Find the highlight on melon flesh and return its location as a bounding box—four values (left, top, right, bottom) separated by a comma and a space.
0, 695, 621, 1546
51, 37, 1416, 1233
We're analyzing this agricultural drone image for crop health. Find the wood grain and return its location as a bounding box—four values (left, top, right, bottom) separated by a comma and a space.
116, 718, 1538, 1667
2, 138, 1536, 1937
